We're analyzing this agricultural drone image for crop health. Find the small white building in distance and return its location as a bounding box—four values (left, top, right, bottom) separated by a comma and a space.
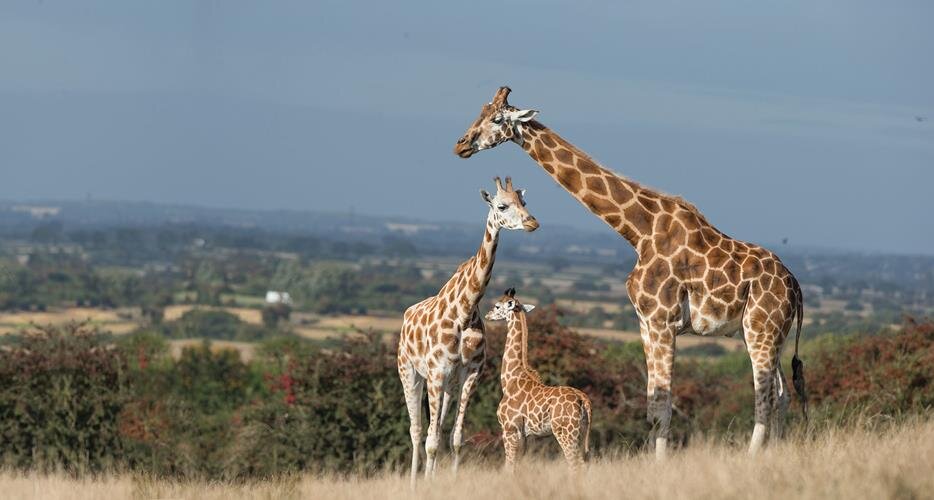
265, 291, 293, 305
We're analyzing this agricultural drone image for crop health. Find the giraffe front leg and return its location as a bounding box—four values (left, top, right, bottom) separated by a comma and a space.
450, 361, 482, 475
642, 323, 675, 461
423, 377, 448, 478
438, 389, 454, 456
501, 426, 523, 474
398, 363, 425, 488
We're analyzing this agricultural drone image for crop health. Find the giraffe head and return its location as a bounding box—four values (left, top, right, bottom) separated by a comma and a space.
482, 176, 539, 232
454, 86, 539, 158
485, 287, 536, 321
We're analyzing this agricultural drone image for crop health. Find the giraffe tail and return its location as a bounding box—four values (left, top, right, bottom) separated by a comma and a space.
581, 394, 592, 457
790, 276, 808, 422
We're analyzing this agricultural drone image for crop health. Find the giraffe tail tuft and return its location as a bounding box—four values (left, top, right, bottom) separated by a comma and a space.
791, 276, 808, 422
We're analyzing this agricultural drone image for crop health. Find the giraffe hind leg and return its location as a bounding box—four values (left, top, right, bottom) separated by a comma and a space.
770, 363, 791, 440
450, 361, 482, 474
743, 281, 788, 454
748, 367, 774, 454
553, 422, 584, 471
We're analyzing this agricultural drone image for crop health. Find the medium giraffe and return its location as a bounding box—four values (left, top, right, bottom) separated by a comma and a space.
397, 177, 538, 485
454, 87, 807, 458
485, 288, 592, 472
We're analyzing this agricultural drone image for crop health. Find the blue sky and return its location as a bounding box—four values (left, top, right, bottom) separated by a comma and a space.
1, 1, 932, 254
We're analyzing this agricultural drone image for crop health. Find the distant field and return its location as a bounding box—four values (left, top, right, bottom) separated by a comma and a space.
0, 303, 745, 352
555, 299, 626, 314
293, 314, 400, 343
163, 305, 263, 325
0, 302, 840, 354
576, 327, 745, 351
0, 307, 138, 335
313, 314, 401, 332
4, 419, 932, 499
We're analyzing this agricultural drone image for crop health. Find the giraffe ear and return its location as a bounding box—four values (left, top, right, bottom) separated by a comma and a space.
522, 304, 536, 313
505, 108, 538, 123
480, 189, 493, 205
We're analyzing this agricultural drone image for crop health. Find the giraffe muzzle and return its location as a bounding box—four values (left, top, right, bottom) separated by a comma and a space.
523, 218, 539, 232
454, 136, 477, 158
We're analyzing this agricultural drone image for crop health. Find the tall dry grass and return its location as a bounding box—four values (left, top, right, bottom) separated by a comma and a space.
3, 418, 933, 500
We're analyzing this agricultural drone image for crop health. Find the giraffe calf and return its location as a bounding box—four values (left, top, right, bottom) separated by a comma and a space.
485, 288, 592, 471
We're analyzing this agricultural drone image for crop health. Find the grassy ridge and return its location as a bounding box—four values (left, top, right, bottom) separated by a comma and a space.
3, 417, 933, 500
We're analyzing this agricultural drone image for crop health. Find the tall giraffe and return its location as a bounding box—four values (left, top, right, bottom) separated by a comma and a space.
485, 288, 592, 472
454, 87, 807, 458
397, 176, 538, 485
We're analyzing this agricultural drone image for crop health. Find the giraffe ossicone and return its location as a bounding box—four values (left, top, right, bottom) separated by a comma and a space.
455, 86, 808, 459
485, 288, 592, 471
397, 176, 538, 487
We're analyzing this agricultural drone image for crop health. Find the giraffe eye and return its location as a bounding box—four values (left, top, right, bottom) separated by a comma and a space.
492, 115, 503, 124
497, 204, 508, 211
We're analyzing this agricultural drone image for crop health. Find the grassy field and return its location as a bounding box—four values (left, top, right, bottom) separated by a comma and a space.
3, 419, 932, 500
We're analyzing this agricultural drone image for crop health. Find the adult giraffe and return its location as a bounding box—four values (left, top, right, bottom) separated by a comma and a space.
453, 87, 807, 458
398, 176, 538, 486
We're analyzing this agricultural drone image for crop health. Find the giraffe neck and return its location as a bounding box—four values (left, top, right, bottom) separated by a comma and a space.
517, 120, 662, 250
501, 311, 530, 385
456, 215, 500, 312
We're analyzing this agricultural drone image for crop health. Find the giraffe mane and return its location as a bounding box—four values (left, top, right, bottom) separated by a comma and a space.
529, 120, 712, 226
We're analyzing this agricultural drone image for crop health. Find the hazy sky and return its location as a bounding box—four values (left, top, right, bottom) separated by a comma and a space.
1, 1, 932, 254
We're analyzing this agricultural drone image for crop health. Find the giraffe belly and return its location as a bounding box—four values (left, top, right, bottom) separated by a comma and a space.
524, 413, 551, 436
685, 295, 744, 337
695, 316, 743, 337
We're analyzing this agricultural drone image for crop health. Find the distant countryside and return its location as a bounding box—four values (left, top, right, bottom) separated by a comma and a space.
0, 200, 932, 485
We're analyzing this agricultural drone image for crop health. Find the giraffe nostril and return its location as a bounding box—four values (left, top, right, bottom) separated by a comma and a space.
457, 137, 467, 144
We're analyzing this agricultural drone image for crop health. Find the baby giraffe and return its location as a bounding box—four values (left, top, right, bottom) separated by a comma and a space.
485, 288, 592, 471
398, 177, 538, 486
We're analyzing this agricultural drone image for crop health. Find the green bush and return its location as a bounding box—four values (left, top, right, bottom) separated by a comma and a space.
226, 334, 409, 477
0, 324, 127, 473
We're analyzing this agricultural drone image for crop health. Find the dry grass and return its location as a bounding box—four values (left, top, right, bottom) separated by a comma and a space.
0, 307, 139, 335
3, 419, 933, 499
